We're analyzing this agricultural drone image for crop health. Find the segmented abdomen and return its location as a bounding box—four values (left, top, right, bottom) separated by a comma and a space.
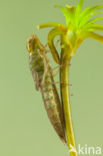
27, 35, 66, 143
40, 72, 66, 142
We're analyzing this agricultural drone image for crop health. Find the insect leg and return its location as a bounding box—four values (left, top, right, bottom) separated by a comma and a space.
52, 70, 59, 77
37, 49, 50, 85
41, 59, 48, 85
50, 62, 71, 74
49, 65, 63, 77
44, 42, 48, 49
46, 81, 72, 86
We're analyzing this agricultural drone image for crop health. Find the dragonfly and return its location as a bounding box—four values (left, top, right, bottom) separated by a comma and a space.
27, 34, 66, 143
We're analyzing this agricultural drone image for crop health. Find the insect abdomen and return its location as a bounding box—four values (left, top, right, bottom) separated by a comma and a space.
27, 35, 66, 143
40, 73, 66, 143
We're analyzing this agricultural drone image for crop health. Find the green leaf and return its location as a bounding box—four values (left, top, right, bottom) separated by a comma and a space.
86, 24, 103, 31
87, 5, 103, 14
83, 31, 103, 43
79, 11, 103, 28
86, 16, 103, 25
66, 5, 76, 28
54, 5, 70, 26
37, 23, 64, 29
77, 0, 84, 14
75, 0, 84, 25
79, 5, 103, 25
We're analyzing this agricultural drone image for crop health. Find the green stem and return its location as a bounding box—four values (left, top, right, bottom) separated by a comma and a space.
60, 52, 77, 156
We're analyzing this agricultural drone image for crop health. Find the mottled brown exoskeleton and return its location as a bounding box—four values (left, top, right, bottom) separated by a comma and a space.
27, 35, 66, 143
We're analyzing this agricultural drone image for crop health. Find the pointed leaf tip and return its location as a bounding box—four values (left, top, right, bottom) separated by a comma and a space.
76, 0, 84, 21
78, 0, 84, 8
77, 0, 84, 12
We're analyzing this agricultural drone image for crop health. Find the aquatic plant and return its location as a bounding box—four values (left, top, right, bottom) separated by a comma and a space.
38, 0, 103, 155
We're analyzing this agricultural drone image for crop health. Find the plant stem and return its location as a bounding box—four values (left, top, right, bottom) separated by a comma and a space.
60, 50, 77, 156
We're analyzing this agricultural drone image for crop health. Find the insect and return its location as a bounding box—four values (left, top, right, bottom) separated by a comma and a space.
27, 34, 66, 143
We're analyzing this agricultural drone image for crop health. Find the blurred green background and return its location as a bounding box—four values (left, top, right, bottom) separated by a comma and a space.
0, 0, 103, 156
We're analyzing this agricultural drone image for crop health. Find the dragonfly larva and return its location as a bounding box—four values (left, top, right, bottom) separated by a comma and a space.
27, 34, 66, 143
